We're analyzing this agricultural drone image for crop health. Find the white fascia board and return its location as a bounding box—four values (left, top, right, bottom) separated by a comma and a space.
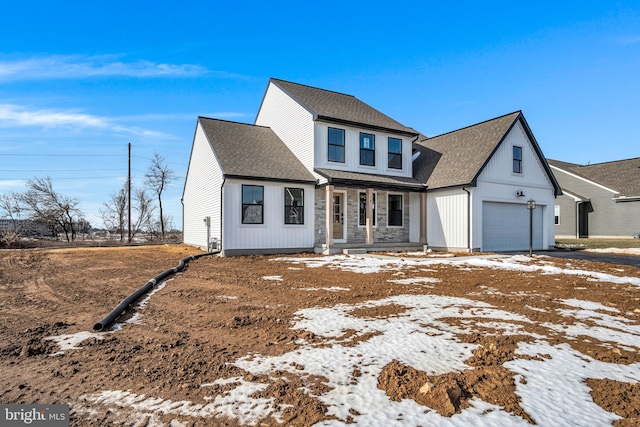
550, 165, 619, 195
560, 190, 588, 202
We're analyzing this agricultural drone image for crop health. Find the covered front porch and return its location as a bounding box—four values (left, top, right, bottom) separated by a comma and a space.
313, 169, 428, 252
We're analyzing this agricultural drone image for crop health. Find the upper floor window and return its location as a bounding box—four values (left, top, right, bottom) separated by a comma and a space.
388, 137, 402, 169
388, 194, 403, 226
328, 128, 345, 163
284, 187, 304, 224
358, 192, 376, 226
242, 185, 264, 224
360, 133, 375, 166
513, 146, 523, 174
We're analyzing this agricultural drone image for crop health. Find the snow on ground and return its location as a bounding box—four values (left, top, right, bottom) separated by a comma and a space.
46, 331, 104, 355
79, 254, 640, 426
585, 248, 640, 255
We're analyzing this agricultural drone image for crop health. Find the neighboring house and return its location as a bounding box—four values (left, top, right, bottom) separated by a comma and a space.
548, 158, 640, 239
183, 78, 561, 255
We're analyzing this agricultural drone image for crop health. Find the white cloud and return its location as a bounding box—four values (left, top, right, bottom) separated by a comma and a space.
616, 35, 640, 45
0, 103, 169, 138
0, 180, 26, 190
0, 55, 240, 81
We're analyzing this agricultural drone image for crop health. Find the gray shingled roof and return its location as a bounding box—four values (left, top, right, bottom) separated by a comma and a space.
548, 158, 640, 198
198, 117, 316, 183
270, 78, 418, 136
315, 168, 425, 190
413, 111, 561, 195
413, 112, 522, 189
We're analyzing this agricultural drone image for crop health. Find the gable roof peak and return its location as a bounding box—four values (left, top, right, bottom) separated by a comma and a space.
265, 78, 418, 136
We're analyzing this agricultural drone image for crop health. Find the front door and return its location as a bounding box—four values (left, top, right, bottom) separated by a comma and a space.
333, 193, 344, 240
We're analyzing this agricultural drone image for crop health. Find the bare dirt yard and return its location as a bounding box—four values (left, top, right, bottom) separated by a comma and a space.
1, 245, 640, 426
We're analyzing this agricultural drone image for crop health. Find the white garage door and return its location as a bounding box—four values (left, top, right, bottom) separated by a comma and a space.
482, 202, 543, 252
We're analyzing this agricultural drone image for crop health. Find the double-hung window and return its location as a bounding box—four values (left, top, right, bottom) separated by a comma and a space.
284, 187, 304, 224
388, 194, 403, 226
554, 205, 560, 225
242, 185, 264, 224
358, 192, 376, 226
328, 128, 345, 163
360, 133, 375, 166
513, 146, 523, 174
388, 137, 402, 169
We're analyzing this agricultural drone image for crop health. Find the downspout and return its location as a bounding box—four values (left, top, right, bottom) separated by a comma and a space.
462, 187, 472, 253
219, 177, 226, 253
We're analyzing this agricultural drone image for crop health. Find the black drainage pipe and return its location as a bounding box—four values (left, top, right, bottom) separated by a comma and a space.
93, 251, 219, 331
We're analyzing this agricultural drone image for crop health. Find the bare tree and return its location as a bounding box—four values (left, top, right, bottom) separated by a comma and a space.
99, 184, 128, 241
19, 177, 86, 242
131, 188, 155, 239
0, 192, 23, 232
144, 153, 177, 241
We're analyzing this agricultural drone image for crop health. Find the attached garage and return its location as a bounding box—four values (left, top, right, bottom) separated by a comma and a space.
482, 202, 543, 252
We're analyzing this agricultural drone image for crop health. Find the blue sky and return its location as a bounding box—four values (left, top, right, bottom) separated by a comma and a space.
1, 1, 639, 229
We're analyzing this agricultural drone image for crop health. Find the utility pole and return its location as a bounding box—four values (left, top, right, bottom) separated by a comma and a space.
128, 142, 132, 243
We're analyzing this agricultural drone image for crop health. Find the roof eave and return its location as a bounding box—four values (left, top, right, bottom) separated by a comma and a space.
316, 116, 418, 137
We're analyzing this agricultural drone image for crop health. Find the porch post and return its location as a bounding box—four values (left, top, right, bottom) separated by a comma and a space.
366, 188, 374, 244
419, 192, 427, 244
326, 185, 334, 247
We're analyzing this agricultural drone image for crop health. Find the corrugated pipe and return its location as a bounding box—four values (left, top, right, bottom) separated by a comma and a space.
93, 251, 219, 331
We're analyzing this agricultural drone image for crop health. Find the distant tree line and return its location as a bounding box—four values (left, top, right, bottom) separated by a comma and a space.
0, 152, 177, 247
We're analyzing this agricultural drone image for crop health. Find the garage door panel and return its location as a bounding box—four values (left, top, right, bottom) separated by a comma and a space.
483, 202, 543, 251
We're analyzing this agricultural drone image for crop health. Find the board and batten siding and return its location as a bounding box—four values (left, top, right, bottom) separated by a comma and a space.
474, 120, 557, 250
427, 188, 469, 251
314, 122, 413, 180
183, 122, 223, 250
222, 179, 315, 251
255, 82, 316, 178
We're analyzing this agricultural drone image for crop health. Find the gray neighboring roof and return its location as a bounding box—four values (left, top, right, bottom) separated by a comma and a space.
269, 78, 418, 136
315, 168, 426, 191
413, 111, 561, 195
198, 117, 316, 183
548, 158, 640, 198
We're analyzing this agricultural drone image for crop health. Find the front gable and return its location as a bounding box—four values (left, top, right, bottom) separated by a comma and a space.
476, 119, 553, 191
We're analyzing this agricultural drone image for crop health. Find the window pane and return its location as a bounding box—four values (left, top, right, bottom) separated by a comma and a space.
242, 205, 263, 224
329, 128, 344, 146
388, 195, 402, 226
513, 146, 522, 160
513, 159, 521, 174
360, 133, 374, 149
329, 145, 344, 163
360, 149, 374, 166
388, 138, 401, 154
284, 187, 304, 224
388, 153, 402, 169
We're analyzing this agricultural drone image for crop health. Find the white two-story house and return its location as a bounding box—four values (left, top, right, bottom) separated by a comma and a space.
182, 78, 561, 255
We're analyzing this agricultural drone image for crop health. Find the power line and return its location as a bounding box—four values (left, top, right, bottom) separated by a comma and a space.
1, 153, 123, 157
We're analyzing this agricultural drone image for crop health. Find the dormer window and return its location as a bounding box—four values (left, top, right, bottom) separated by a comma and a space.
513, 146, 522, 174
360, 133, 375, 166
328, 127, 345, 163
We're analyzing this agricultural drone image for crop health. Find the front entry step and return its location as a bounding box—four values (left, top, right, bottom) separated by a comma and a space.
343, 248, 367, 255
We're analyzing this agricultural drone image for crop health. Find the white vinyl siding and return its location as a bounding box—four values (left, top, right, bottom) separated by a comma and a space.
222, 179, 315, 250
183, 122, 223, 250
426, 188, 469, 251
255, 82, 316, 178
314, 122, 413, 178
